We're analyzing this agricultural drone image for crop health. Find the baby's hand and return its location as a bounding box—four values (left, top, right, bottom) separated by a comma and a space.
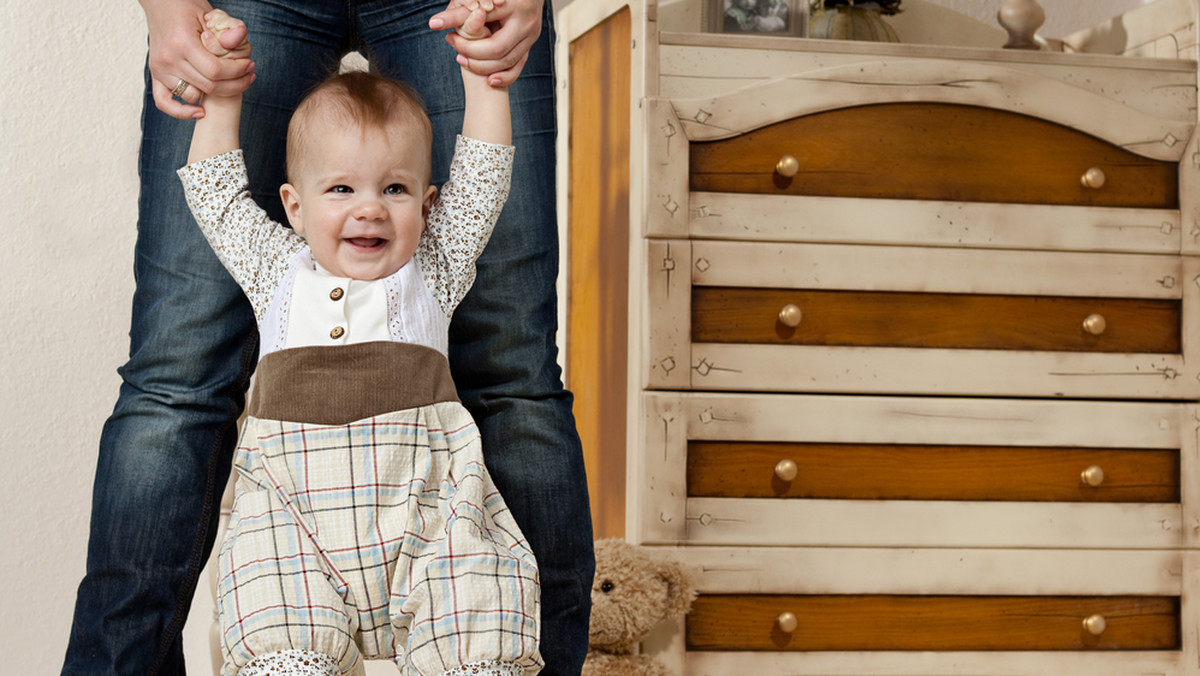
454, 0, 505, 40
200, 10, 251, 60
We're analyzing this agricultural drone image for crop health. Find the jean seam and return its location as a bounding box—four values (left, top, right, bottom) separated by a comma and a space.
149, 332, 258, 676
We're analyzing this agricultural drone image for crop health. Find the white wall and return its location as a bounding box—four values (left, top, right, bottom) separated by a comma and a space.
0, 1, 1151, 674
0, 0, 147, 670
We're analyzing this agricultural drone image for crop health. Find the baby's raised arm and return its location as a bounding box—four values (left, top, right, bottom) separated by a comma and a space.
187, 10, 253, 164
453, 2, 512, 146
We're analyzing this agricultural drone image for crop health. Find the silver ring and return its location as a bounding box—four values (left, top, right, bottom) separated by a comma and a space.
171, 78, 190, 98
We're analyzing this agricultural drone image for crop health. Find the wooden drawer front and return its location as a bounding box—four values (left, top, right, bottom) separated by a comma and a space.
687, 103, 1178, 209
692, 287, 1180, 353
645, 240, 1200, 398
687, 442, 1179, 503
636, 394, 1198, 548
641, 547, 1195, 675
686, 595, 1179, 651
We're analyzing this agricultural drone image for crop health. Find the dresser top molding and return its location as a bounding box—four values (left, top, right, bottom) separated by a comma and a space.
660, 29, 1197, 73
665, 58, 1195, 161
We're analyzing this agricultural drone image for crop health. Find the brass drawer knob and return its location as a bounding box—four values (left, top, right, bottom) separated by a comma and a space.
778, 304, 802, 328
1081, 167, 1106, 189
1081, 465, 1105, 487
776, 611, 798, 633
776, 154, 799, 178
774, 459, 798, 482
1082, 313, 1107, 336
1083, 614, 1107, 636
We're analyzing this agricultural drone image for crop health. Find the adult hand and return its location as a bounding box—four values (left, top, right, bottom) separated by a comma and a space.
141, 0, 256, 118
430, 0, 544, 87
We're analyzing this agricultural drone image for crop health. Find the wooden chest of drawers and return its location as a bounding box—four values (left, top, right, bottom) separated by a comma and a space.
557, 0, 1200, 673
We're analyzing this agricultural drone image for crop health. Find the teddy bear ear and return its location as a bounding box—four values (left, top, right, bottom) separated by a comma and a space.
656, 559, 698, 618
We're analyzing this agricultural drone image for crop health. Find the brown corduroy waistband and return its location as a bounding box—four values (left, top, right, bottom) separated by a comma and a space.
248, 341, 460, 426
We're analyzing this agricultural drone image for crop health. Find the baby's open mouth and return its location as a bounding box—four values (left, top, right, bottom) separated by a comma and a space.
346, 237, 385, 249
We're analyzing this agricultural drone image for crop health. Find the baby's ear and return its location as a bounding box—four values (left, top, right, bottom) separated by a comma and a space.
421, 185, 437, 222
280, 183, 305, 233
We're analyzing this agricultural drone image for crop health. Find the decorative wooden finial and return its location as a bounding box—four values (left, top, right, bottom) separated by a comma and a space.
998, 0, 1045, 50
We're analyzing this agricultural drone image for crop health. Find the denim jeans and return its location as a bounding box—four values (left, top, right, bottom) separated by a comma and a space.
62, 2, 593, 674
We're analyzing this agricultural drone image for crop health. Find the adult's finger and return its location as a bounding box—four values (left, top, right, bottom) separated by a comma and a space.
151, 78, 205, 119
429, 4, 473, 31
203, 69, 255, 98
448, 1, 539, 70
453, 46, 528, 86
166, 48, 253, 102
446, 29, 535, 82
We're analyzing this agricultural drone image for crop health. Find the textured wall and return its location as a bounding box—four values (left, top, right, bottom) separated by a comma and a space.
2, 1, 1149, 675
0, 1, 150, 672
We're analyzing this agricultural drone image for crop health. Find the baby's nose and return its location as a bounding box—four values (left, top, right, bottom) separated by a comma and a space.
354, 199, 387, 220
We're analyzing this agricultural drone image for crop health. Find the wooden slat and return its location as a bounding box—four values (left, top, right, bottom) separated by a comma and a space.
689, 103, 1178, 208
669, 546, 1184, 596
645, 240, 692, 390
667, 393, 1189, 448
688, 343, 1200, 399
680, 498, 1182, 548
688, 192, 1182, 254
566, 7, 631, 540
692, 287, 1181, 353
689, 241, 1182, 299
687, 442, 1180, 502
687, 595, 1180, 651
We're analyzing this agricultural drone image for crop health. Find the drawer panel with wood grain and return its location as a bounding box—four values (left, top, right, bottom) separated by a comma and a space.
686, 594, 1179, 651
692, 287, 1180, 353
687, 441, 1179, 502
641, 547, 1198, 675
687, 103, 1178, 208
645, 240, 1200, 397
633, 393, 1200, 548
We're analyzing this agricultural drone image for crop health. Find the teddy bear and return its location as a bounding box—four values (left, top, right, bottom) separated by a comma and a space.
583, 538, 697, 676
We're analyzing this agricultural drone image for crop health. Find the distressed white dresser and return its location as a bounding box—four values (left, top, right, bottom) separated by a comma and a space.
556, 0, 1200, 673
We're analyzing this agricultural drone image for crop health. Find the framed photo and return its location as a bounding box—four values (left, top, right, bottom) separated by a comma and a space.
705, 0, 807, 36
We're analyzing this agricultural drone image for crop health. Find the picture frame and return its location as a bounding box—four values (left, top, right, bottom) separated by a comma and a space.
704, 0, 808, 37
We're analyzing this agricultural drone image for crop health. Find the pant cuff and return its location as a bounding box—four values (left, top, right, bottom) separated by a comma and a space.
439, 660, 524, 676
240, 649, 340, 676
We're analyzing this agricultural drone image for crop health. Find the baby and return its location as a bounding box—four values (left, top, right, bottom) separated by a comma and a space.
178, 8, 540, 676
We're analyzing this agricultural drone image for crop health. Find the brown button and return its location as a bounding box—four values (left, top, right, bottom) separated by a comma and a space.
330, 326, 345, 339
330, 287, 344, 301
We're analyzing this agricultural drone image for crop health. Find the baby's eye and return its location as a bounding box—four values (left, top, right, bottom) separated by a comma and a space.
328, 185, 352, 194
384, 183, 408, 196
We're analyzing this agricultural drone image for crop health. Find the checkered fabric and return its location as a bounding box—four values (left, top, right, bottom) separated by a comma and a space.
216, 349, 541, 676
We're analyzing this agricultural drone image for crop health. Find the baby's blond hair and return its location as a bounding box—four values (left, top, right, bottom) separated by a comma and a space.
286, 71, 433, 184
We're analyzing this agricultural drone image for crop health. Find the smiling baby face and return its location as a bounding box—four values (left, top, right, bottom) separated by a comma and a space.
279, 72, 436, 281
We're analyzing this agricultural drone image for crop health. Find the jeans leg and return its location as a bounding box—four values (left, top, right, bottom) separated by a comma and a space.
61, 64, 258, 676
360, 5, 594, 674
460, 27, 596, 673
62, 4, 349, 674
